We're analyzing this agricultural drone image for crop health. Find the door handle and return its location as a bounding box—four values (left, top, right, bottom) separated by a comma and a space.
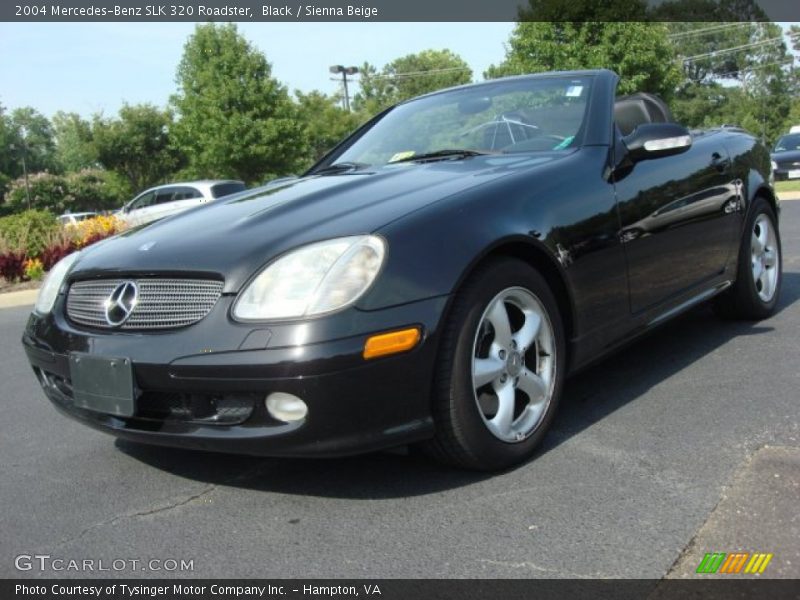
711, 152, 731, 172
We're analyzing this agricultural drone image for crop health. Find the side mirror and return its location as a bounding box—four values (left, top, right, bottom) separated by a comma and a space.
624, 123, 692, 162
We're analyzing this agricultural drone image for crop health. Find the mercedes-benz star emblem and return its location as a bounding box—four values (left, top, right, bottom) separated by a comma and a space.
104, 281, 139, 326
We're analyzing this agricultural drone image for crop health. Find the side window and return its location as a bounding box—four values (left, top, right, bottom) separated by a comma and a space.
129, 191, 156, 211
154, 189, 176, 205
211, 182, 246, 198
171, 186, 203, 201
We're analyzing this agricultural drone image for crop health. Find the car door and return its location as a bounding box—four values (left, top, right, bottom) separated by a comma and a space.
123, 190, 158, 226
613, 131, 741, 313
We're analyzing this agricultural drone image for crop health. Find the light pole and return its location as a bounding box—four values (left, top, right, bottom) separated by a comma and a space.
329, 65, 359, 111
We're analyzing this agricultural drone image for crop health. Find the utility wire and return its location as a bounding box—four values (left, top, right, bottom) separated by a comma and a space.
668, 22, 752, 40
680, 32, 799, 63
364, 66, 472, 80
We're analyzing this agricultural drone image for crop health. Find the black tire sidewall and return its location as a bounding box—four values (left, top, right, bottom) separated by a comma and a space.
442, 259, 566, 470
736, 198, 782, 317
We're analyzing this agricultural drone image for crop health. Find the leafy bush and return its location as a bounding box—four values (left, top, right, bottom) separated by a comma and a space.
72, 214, 124, 247
0, 209, 58, 256
39, 233, 78, 271
3, 172, 68, 214
0, 214, 125, 282
0, 173, 11, 214
23, 257, 45, 281
65, 169, 130, 212
2, 169, 129, 215
0, 250, 27, 282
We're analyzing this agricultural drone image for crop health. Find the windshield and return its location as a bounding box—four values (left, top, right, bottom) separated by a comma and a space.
334, 75, 593, 167
774, 134, 800, 152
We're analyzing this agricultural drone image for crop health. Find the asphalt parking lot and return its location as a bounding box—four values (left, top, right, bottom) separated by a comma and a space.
1, 202, 798, 580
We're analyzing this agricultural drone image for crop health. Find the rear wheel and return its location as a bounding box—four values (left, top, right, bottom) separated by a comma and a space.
714, 197, 782, 320
423, 258, 566, 471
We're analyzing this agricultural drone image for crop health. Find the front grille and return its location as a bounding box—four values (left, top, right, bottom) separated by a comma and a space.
136, 391, 258, 425
776, 160, 800, 170
66, 278, 224, 330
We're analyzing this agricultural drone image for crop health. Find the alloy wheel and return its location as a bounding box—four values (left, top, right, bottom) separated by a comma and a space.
751, 214, 779, 302
471, 287, 556, 443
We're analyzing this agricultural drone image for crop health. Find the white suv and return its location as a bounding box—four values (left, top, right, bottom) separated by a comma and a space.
119, 180, 246, 226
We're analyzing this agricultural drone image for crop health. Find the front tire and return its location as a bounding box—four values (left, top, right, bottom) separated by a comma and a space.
423, 258, 566, 471
714, 197, 782, 320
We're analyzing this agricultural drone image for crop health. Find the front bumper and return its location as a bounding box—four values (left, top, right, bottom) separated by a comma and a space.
22, 294, 448, 457
773, 168, 800, 182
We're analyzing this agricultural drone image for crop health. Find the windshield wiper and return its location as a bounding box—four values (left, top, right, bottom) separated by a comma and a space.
314, 161, 370, 175
390, 149, 495, 164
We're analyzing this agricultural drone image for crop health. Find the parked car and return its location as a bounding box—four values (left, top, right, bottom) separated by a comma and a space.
57, 212, 98, 226
119, 180, 246, 226
23, 70, 781, 471
770, 133, 800, 181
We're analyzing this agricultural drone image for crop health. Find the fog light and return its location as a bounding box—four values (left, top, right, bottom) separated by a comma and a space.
266, 392, 308, 423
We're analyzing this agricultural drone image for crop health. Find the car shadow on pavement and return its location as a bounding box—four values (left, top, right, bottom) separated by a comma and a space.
117, 272, 800, 498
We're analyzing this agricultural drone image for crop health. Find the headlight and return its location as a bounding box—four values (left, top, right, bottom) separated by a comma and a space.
233, 235, 386, 320
771, 160, 778, 171
34, 251, 81, 315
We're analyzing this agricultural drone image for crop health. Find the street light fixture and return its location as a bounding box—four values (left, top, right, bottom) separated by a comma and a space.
329, 65, 359, 112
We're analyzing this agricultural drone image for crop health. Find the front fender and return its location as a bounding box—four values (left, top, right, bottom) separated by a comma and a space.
361, 147, 629, 356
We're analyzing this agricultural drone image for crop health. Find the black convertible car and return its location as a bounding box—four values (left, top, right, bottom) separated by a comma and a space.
22, 70, 781, 470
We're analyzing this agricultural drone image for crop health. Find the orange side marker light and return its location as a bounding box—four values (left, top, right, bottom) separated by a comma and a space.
363, 327, 421, 360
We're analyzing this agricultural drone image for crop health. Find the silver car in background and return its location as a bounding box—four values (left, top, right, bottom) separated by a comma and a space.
119, 180, 246, 226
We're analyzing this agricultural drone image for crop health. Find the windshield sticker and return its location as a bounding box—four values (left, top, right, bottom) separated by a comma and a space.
565, 85, 583, 98
553, 136, 575, 150
388, 151, 416, 163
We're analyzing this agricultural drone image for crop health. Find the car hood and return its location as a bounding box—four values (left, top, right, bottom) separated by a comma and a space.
71, 154, 564, 292
771, 150, 800, 164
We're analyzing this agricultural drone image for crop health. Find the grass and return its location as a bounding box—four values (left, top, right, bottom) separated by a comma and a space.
775, 180, 800, 194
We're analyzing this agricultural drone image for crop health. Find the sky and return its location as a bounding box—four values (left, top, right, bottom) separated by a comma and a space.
0, 22, 516, 118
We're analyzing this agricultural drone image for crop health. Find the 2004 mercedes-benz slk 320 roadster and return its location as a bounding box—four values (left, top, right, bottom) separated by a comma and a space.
22, 70, 781, 471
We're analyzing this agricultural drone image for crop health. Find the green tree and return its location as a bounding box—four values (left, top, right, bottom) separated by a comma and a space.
383, 49, 472, 100
486, 22, 682, 99
91, 103, 183, 192
171, 23, 305, 184
667, 22, 762, 84
353, 62, 400, 115
5, 107, 58, 175
52, 111, 97, 172
353, 50, 472, 114
0, 105, 13, 201
294, 91, 362, 168
670, 81, 737, 128
4, 169, 128, 215
668, 20, 793, 145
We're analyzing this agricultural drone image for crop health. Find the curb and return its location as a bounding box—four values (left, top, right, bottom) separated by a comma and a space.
777, 191, 800, 201
0, 288, 39, 309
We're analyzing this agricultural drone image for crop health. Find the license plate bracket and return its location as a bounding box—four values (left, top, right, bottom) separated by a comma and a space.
787, 169, 800, 179
69, 353, 135, 417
